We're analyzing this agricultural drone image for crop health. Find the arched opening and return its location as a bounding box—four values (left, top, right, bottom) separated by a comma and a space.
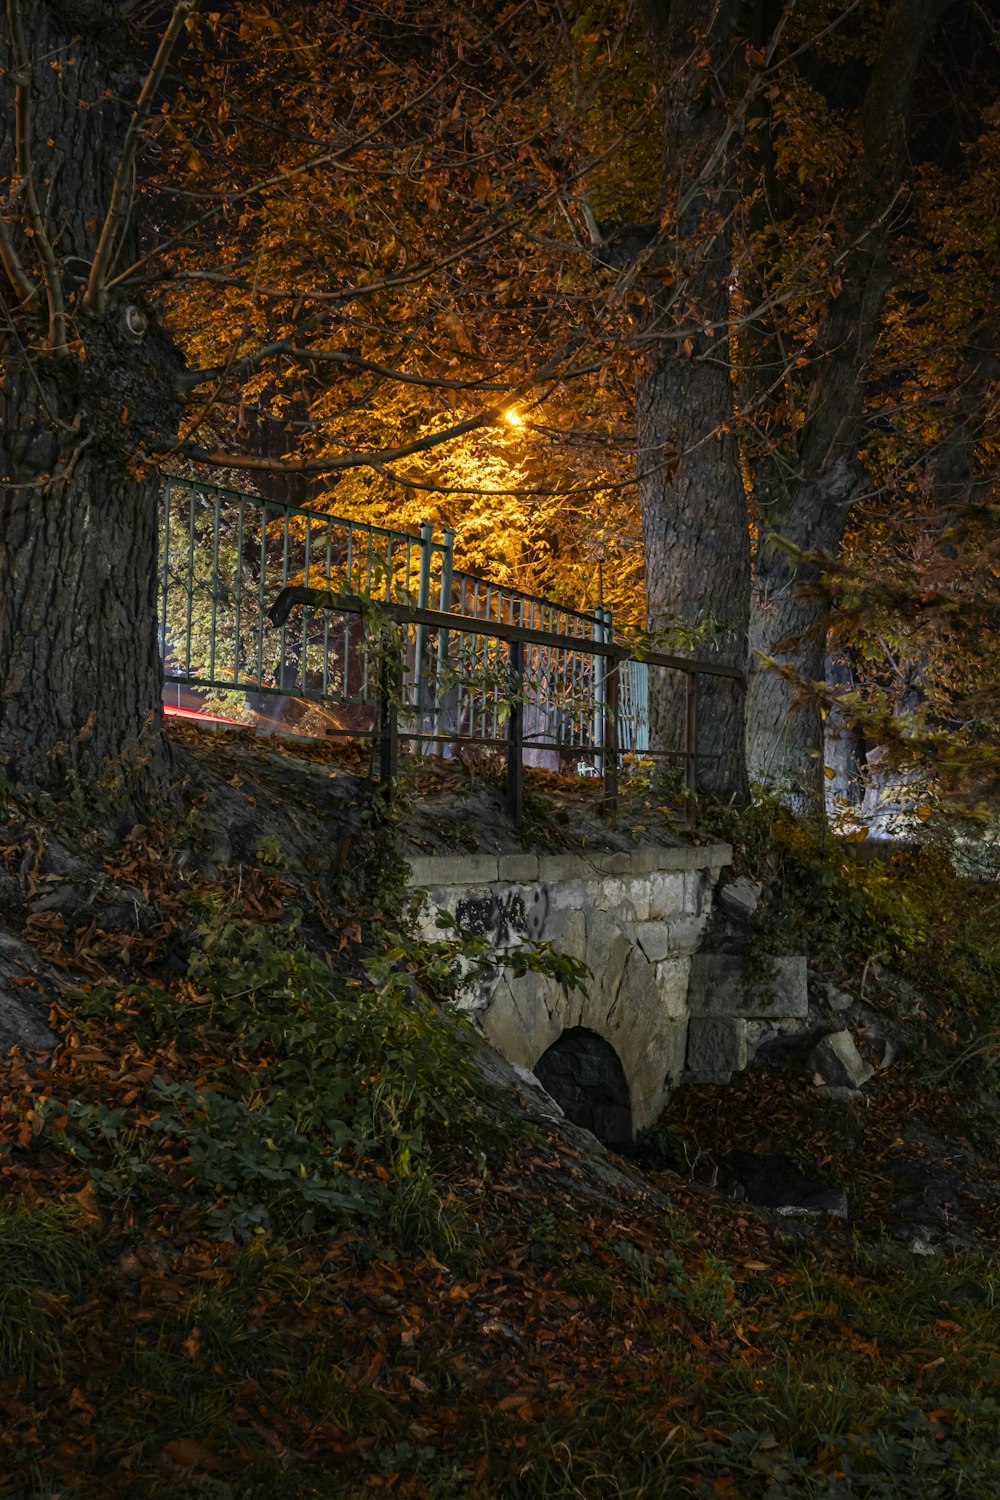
533, 1028, 632, 1151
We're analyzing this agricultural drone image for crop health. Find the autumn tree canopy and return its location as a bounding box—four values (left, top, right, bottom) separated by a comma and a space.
1, 0, 997, 817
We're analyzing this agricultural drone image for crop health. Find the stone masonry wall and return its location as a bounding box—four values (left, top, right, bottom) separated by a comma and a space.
408, 844, 731, 1133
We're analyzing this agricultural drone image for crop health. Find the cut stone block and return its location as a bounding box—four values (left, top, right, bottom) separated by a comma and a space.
481, 976, 560, 1070
646, 872, 687, 920
654, 958, 690, 1019
634, 921, 671, 963
687, 954, 808, 1019
408, 853, 499, 887
687, 1017, 747, 1078
667, 914, 708, 956
497, 854, 539, 883
718, 875, 761, 920
809, 1029, 874, 1090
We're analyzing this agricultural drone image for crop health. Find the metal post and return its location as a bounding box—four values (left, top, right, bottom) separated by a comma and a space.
378, 630, 401, 805
507, 637, 524, 825
438, 526, 455, 611
602, 639, 619, 821
592, 607, 607, 756
684, 671, 698, 829
413, 520, 433, 731
432, 527, 455, 753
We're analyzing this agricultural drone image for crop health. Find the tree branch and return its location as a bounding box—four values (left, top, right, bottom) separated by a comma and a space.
0, 210, 39, 312
84, 0, 197, 314
372, 461, 644, 499
179, 342, 511, 393
861, 0, 947, 181
105, 0, 536, 293
182, 409, 502, 476
176, 338, 584, 475
7, 0, 66, 351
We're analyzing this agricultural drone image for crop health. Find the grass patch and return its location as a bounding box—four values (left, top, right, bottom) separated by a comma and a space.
0, 1202, 95, 1389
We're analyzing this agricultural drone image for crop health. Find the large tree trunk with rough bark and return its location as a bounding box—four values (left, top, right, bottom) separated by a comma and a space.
638, 0, 749, 801
0, 367, 168, 803
745, 0, 944, 809
0, 2, 182, 812
747, 276, 881, 804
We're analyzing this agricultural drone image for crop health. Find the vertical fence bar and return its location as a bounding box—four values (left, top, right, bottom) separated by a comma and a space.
277, 508, 291, 697
256, 503, 267, 688
433, 527, 455, 749
507, 636, 524, 824
322, 520, 333, 698
232, 495, 244, 686
378, 627, 401, 803
413, 520, 432, 728
184, 486, 197, 678
159, 481, 171, 679
592, 607, 608, 757
602, 643, 619, 820
301, 521, 312, 692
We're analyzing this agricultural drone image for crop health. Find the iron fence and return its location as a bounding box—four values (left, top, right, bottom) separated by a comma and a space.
158, 476, 627, 756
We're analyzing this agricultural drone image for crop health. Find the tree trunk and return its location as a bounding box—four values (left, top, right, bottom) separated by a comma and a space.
746, 0, 944, 809
0, 369, 167, 806
824, 649, 866, 815
748, 459, 860, 807
0, 2, 182, 812
638, 0, 749, 801
638, 360, 749, 798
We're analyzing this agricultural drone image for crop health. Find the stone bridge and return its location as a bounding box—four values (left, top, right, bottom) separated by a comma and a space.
408, 843, 734, 1145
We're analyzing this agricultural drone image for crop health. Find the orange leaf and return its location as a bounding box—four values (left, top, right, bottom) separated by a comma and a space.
161, 1438, 227, 1473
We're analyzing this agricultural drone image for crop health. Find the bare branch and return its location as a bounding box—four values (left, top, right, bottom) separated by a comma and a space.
179, 341, 512, 393
0, 210, 39, 312
84, 0, 197, 314
7, 0, 66, 351
176, 337, 585, 476
372, 461, 644, 499
182, 409, 501, 476
106, 0, 536, 292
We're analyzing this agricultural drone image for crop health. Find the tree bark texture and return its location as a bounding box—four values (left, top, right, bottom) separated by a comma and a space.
746, 0, 945, 809
747, 273, 885, 804
638, 0, 749, 801
0, 2, 181, 808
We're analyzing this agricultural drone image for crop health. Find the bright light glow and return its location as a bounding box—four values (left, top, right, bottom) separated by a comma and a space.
502, 408, 525, 428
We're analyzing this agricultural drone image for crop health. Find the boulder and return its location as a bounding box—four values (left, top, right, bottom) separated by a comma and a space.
0, 986, 56, 1055
774, 1187, 849, 1221
809, 1030, 873, 1090
824, 983, 854, 1013
717, 875, 761, 921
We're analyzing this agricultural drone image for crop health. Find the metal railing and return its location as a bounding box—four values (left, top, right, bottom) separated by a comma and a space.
158, 477, 620, 751
267, 587, 742, 823
157, 478, 742, 821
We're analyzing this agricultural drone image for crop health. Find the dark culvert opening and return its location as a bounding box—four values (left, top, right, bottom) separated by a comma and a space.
533, 1028, 632, 1151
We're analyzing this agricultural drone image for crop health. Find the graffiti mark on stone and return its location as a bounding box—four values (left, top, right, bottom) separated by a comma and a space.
455, 890, 529, 947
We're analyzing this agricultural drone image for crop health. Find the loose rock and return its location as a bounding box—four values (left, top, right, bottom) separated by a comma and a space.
809, 1030, 874, 1090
